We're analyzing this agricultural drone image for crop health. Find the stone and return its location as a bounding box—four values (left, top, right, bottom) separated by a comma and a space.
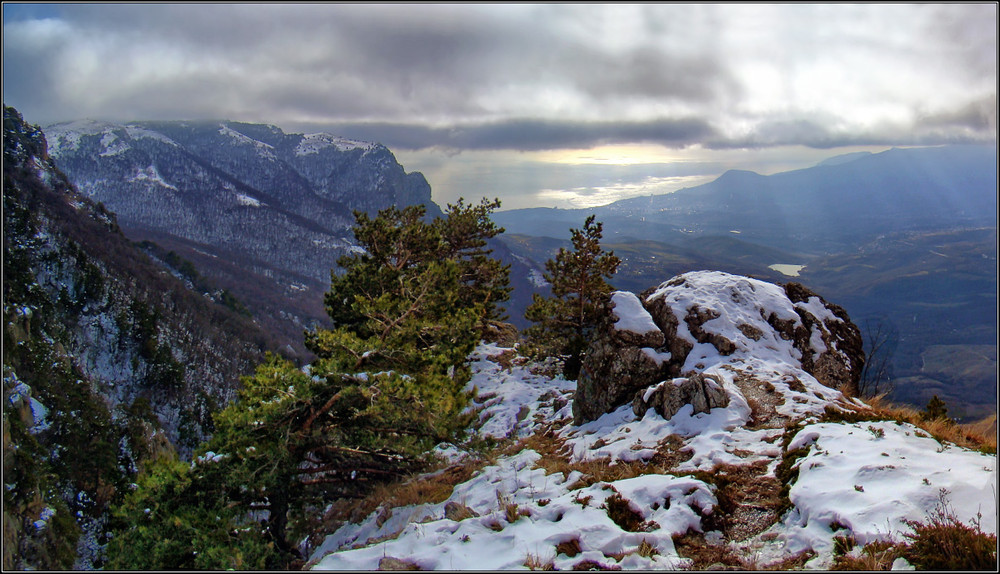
633, 373, 730, 420
378, 557, 422, 571
782, 283, 865, 395
574, 294, 678, 424
444, 501, 479, 521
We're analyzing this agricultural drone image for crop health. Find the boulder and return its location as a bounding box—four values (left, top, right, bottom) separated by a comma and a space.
632, 372, 730, 420
780, 282, 865, 395
573, 292, 678, 424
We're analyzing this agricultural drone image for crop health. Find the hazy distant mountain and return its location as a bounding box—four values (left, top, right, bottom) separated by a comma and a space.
494, 145, 997, 256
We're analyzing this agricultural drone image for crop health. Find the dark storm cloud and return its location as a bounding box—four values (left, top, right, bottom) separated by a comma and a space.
296, 117, 717, 151
915, 95, 998, 134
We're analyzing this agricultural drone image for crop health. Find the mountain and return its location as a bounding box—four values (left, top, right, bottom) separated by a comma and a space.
495, 145, 996, 255
3, 106, 279, 568
303, 272, 996, 571
42, 119, 442, 356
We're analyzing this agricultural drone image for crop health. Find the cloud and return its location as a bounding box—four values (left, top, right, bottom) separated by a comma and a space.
296, 117, 717, 151
2, 3, 996, 153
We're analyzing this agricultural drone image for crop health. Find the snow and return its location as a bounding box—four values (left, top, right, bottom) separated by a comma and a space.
44, 120, 113, 154
527, 268, 549, 288
309, 447, 712, 571
99, 132, 130, 157
295, 133, 374, 156
124, 125, 179, 146
777, 420, 997, 561
307, 272, 997, 571
33, 506, 56, 531
129, 165, 177, 190
236, 193, 262, 207
795, 296, 841, 325
28, 397, 51, 433
218, 124, 275, 153
610, 291, 660, 336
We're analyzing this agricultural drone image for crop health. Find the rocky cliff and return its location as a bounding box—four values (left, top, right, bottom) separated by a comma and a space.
304, 272, 994, 571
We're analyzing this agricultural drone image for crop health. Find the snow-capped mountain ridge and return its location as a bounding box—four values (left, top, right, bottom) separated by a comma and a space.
43, 118, 443, 355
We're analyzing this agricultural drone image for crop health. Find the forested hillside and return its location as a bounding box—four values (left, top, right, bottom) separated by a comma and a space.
3, 106, 273, 569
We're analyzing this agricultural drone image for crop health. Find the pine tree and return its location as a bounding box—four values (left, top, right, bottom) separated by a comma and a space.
434, 198, 512, 332
524, 215, 620, 379
923, 394, 950, 422
107, 199, 511, 568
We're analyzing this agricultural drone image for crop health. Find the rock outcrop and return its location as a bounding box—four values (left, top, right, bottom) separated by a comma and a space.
574, 271, 864, 424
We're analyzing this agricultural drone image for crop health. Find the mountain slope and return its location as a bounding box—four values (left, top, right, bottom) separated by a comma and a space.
43, 119, 442, 355
3, 105, 273, 569
494, 146, 998, 418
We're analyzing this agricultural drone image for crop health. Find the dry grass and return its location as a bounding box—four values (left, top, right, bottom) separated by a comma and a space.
321, 457, 487, 529
602, 491, 658, 532
496, 489, 531, 523
523, 553, 555, 570
636, 538, 659, 558
831, 539, 903, 571
745, 549, 816, 570
698, 459, 783, 541
672, 532, 742, 570
571, 558, 622, 571
509, 427, 693, 492
823, 394, 996, 454
555, 537, 582, 557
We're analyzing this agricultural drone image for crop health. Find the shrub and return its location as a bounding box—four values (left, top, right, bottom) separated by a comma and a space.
902, 495, 997, 570
602, 492, 657, 532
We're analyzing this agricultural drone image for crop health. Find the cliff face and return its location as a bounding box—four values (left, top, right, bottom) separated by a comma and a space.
3, 106, 270, 569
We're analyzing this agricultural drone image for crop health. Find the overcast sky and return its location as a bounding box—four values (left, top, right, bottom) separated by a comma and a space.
4, 3, 996, 209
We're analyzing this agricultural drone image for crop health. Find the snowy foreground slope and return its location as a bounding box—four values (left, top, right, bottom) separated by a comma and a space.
307, 272, 996, 570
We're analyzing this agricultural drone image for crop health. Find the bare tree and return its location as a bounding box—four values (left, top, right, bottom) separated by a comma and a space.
858, 316, 898, 398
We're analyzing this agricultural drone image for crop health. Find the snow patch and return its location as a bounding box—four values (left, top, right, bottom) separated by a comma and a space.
610, 290, 660, 336
129, 165, 177, 190
295, 133, 374, 156
236, 193, 262, 207
779, 421, 997, 559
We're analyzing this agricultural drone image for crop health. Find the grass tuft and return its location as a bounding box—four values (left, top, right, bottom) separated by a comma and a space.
524, 553, 555, 571
602, 491, 658, 532
636, 538, 659, 558
555, 537, 582, 557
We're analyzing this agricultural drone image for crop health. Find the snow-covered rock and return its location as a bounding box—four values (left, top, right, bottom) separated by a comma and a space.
576, 271, 864, 425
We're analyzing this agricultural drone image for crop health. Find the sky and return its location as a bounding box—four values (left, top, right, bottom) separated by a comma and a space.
3, 3, 997, 210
